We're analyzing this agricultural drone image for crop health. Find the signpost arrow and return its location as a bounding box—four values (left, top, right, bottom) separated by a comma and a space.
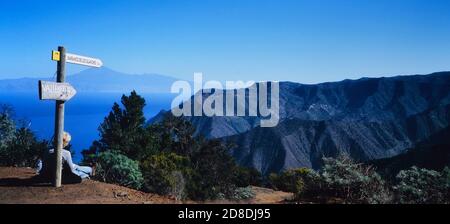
40, 46, 102, 187
65, 53, 103, 67
39, 81, 77, 101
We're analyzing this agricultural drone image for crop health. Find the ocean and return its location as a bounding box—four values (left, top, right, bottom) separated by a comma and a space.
0, 92, 175, 162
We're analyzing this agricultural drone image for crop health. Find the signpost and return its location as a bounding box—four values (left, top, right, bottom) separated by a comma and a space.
65, 53, 103, 67
39, 81, 77, 101
40, 46, 102, 187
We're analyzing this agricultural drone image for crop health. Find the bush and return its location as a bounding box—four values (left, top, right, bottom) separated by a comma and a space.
443, 167, 450, 200
0, 110, 16, 165
0, 108, 15, 150
393, 166, 448, 204
170, 171, 187, 201
140, 152, 191, 200
229, 186, 256, 200
95, 151, 144, 190
234, 166, 263, 187
301, 155, 391, 204
0, 108, 48, 167
187, 139, 238, 200
268, 168, 310, 194
2, 128, 48, 167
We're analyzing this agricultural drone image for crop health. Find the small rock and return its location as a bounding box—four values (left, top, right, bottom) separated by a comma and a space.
114, 191, 128, 198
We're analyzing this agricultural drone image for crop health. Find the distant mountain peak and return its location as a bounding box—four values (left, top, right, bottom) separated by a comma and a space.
0, 67, 180, 94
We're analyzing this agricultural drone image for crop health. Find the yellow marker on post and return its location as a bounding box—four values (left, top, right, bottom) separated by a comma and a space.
52, 50, 61, 61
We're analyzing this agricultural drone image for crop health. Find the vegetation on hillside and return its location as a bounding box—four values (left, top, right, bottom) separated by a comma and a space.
0, 105, 48, 167
371, 143, 450, 181
82, 91, 258, 200
1, 92, 449, 204
268, 155, 450, 204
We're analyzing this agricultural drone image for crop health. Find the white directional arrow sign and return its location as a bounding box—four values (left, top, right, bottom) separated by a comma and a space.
65, 53, 103, 68
39, 80, 77, 101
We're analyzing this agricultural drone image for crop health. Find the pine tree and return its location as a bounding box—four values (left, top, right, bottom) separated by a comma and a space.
86, 91, 152, 160
153, 113, 196, 156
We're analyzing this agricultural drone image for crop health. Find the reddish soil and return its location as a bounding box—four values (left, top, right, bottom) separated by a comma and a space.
0, 167, 292, 204
0, 167, 176, 204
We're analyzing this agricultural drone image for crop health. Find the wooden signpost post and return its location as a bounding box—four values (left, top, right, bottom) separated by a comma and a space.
39, 46, 102, 187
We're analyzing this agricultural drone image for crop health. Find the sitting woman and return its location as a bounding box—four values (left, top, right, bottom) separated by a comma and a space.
36, 132, 94, 183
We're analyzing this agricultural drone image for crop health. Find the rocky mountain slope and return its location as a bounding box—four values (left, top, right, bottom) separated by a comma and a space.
159, 72, 450, 175
370, 126, 450, 179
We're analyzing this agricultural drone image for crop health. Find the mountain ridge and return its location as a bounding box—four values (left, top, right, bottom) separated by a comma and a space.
154, 71, 450, 175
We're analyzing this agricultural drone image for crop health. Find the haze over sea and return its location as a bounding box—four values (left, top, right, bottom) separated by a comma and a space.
0, 92, 174, 162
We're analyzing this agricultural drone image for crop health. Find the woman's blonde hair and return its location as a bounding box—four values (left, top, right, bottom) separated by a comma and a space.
63, 131, 71, 147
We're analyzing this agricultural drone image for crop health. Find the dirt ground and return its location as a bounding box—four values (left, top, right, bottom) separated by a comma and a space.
0, 167, 293, 204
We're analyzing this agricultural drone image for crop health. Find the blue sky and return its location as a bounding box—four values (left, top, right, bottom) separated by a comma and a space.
0, 0, 449, 83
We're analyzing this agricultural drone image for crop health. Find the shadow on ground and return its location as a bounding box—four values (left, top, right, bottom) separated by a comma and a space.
0, 176, 52, 187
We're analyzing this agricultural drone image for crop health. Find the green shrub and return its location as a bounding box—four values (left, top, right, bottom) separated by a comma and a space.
234, 166, 263, 187
0, 108, 48, 167
187, 139, 239, 200
301, 155, 391, 204
443, 167, 450, 200
2, 128, 48, 167
169, 170, 187, 201
268, 168, 310, 194
0, 108, 15, 150
0, 110, 16, 165
229, 186, 256, 200
140, 152, 191, 200
393, 166, 448, 204
95, 151, 144, 190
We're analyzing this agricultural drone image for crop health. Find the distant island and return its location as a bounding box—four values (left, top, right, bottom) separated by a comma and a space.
0, 67, 183, 94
